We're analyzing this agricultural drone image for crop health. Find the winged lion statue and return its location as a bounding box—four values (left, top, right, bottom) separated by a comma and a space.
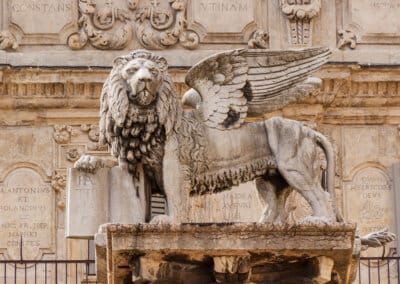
75, 48, 343, 223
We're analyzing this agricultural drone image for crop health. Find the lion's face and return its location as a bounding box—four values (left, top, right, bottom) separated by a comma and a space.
121, 58, 162, 106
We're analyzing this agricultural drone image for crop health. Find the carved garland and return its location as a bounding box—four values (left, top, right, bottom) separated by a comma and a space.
68, 0, 199, 50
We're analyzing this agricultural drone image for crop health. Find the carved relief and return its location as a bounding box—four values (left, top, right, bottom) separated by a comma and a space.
338, 29, 357, 49
66, 148, 82, 162
0, 30, 18, 50
68, 0, 198, 50
81, 124, 108, 151
281, 0, 321, 45
53, 125, 77, 144
247, 29, 268, 49
51, 172, 66, 209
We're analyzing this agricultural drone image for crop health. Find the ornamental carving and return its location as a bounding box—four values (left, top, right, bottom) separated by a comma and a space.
51, 172, 67, 209
281, 0, 321, 45
53, 125, 78, 144
338, 29, 357, 50
0, 30, 18, 51
68, 0, 199, 50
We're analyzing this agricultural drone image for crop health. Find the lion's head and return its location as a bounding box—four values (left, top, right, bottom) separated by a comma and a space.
99, 50, 181, 146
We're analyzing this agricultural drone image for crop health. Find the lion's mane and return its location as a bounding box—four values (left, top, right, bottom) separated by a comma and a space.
99, 50, 181, 175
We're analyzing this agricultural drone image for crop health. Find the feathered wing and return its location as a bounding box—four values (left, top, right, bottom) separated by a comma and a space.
184, 47, 330, 129
185, 49, 249, 130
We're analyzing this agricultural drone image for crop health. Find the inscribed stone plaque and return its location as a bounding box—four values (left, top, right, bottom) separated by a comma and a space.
344, 166, 395, 256
66, 168, 109, 238
350, 0, 400, 34
187, 182, 262, 223
193, 0, 254, 33
0, 168, 53, 260
10, 0, 73, 34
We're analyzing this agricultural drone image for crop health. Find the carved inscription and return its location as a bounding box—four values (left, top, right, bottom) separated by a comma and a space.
10, 0, 73, 34
187, 182, 262, 222
193, 0, 254, 33
0, 168, 53, 260
66, 168, 109, 238
344, 167, 395, 256
350, 0, 400, 34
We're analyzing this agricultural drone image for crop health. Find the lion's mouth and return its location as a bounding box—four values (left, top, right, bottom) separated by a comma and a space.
134, 88, 156, 106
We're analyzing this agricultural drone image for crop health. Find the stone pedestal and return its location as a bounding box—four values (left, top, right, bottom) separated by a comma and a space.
95, 222, 358, 284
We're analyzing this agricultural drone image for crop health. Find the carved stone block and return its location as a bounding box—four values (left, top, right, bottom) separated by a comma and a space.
66, 168, 109, 238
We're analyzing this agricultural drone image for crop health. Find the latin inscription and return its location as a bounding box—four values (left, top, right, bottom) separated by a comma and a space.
187, 182, 262, 222
199, 2, 248, 12
351, 0, 400, 34
10, 0, 73, 34
193, 0, 254, 33
344, 167, 395, 256
0, 168, 53, 260
11, 2, 71, 13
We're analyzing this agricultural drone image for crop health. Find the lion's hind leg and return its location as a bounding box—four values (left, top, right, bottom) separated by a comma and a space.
256, 174, 292, 223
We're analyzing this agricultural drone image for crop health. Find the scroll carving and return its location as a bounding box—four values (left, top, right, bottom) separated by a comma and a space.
51, 172, 67, 209
248, 29, 269, 49
0, 30, 18, 51
338, 29, 357, 50
68, 0, 199, 50
281, 0, 321, 45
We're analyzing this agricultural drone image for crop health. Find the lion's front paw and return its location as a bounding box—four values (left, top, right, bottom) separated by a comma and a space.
149, 215, 177, 225
74, 155, 103, 173
300, 216, 331, 225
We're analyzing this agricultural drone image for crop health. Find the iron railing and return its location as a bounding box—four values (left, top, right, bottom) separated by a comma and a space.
0, 259, 96, 284
357, 256, 400, 284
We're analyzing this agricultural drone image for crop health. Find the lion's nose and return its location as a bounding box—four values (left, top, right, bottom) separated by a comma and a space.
137, 68, 152, 83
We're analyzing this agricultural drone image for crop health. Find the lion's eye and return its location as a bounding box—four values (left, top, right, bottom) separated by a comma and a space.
126, 67, 138, 74
150, 68, 158, 76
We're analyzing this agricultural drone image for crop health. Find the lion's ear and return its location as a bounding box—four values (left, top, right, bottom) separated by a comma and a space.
113, 56, 129, 67
155, 57, 168, 72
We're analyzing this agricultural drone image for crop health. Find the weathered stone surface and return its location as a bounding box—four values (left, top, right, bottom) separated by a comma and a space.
95, 222, 357, 283
10, 0, 74, 34
66, 168, 109, 238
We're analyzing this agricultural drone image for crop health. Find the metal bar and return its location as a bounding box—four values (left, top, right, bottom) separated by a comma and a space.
4, 262, 6, 284
377, 259, 380, 283
65, 263, 67, 284
86, 262, 89, 282
368, 259, 371, 284
34, 263, 37, 284
13, 263, 16, 284
75, 263, 78, 284
55, 262, 58, 283
44, 263, 47, 284
24, 263, 26, 284
397, 258, 400, 284
388, 258, 391, 284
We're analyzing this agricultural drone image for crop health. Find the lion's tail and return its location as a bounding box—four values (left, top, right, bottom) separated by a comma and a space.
315, 132, 343, 222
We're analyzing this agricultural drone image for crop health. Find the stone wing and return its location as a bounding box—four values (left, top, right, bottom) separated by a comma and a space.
184, 47, 330, 129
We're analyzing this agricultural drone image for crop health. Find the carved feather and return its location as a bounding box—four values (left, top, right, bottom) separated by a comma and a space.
184, 47, 330, 128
